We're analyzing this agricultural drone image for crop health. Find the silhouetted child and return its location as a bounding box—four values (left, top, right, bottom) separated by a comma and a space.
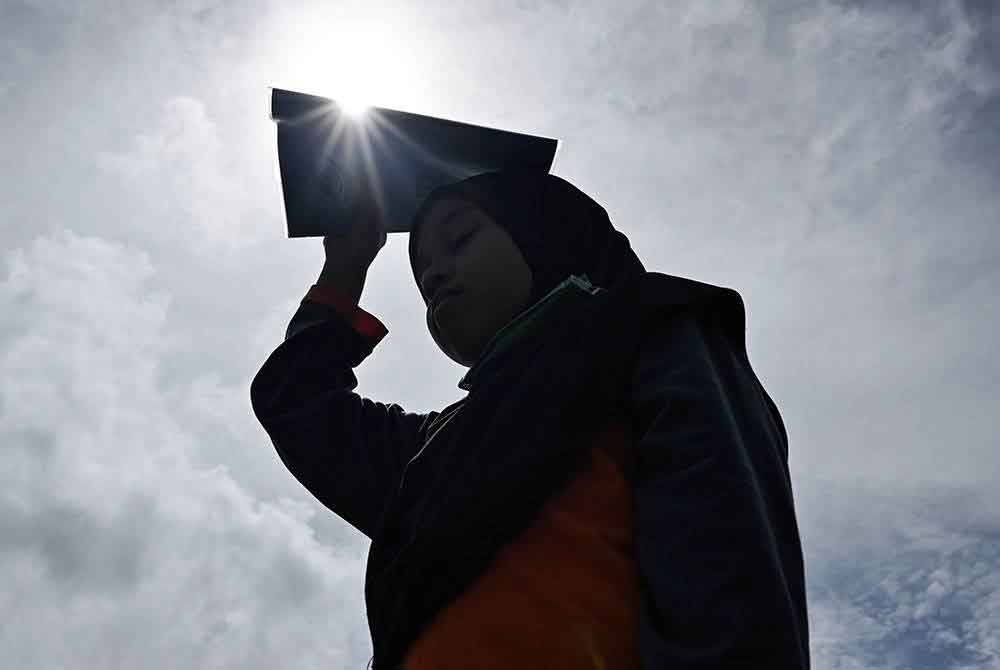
251, 169, 810, 669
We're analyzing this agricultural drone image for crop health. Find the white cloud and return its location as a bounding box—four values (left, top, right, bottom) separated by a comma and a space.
95, 96, 264, 251
799, 478, 1000, 669
2, 0, 999, 667
0, 231, 371, 668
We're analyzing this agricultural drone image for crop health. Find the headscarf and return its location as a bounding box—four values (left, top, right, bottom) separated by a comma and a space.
364, 169, 745, 669
407, 170, 645, 363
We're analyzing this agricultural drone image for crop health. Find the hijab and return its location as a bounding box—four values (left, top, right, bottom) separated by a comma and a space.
408, 169, 645, 318
364, 169, 745, 669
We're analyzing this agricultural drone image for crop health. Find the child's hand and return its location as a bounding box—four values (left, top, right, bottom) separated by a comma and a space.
317, 185, 388, 303
323, 184, 388, 268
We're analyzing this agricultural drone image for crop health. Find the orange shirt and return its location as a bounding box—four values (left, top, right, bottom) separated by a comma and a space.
404, 418, 641, 670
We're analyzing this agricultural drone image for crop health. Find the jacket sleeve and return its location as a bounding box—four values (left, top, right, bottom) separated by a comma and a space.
630, 312, 810, 669
250, 298, 439, 540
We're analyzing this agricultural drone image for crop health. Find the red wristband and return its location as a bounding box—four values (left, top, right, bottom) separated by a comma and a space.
303, 284, 388, 341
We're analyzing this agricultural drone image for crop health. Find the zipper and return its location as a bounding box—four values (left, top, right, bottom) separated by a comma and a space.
458, 274, 604, 391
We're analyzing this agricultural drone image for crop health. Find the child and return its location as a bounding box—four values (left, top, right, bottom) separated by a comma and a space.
251, 169, 810, 669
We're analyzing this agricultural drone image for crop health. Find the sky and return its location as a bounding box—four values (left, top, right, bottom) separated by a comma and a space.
1, 0, 998, 667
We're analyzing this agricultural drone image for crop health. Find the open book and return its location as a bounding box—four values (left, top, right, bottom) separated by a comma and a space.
270, 87, 559, 237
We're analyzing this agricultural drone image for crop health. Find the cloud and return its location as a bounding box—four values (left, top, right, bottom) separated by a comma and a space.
799, 478, 1000, 669
0, 231, 371, 668
88, 94, 294, 392
95, 96, 263, 251
82, 95, 335, 504
2, 0, 999, 667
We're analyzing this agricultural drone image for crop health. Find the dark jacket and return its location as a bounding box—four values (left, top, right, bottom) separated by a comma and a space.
250, 287, 810, 668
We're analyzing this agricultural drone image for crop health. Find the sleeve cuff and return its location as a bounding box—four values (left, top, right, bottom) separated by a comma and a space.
302, 283, 389, 342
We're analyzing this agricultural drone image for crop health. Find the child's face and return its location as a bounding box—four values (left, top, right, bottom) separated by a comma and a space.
413, 196, 533, 368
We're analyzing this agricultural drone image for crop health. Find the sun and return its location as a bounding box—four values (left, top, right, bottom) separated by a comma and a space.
279, 16, 425, 118
338, 96, 369, 119
271, 12, 433, 200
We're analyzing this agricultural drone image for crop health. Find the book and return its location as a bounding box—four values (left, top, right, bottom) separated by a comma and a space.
270, 87, 559, 237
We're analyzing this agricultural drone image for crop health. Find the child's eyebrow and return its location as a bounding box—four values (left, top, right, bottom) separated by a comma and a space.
416, 203, 478, 272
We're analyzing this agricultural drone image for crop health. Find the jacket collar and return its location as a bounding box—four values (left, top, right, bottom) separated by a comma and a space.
458, 274, 605, 391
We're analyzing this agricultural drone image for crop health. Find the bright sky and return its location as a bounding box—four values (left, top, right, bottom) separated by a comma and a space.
2, 1, 999, 668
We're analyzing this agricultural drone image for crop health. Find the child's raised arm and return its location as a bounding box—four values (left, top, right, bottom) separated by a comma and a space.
251, 294, 439, 540
251, 204, 436, 540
